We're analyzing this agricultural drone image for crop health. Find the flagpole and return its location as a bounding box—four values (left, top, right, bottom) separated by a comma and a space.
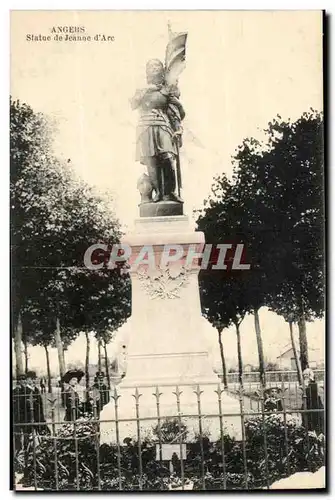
175, 138, 182, 198
166, 21, 184, 201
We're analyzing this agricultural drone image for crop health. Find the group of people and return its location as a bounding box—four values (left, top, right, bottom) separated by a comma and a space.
61, 369, 110, 421
13, 369, 111, 447
13, 370, 49, 455
13, 368, 111, 485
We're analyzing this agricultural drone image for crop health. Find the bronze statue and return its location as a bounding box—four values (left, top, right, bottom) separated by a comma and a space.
131, 58, 185, 204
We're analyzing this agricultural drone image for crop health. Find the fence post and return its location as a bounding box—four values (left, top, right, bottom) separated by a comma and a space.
300, 379, 311, 470
194, 385, 205, 490
28, 392, 38, 491
153, 386, 163, 462
133, 388, 143, 490
92, 396, 101, 491
280, 373, 290, 476
215, 384, 227, 490
259, 385, 270, 489
238, 386, 249, 489
49, 397, 59, 490
72, 409, 80, 491
173, 386, 185, 490
112, 388, 122, 490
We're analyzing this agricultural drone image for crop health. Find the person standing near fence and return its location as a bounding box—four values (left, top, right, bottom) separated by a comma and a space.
264, 387, 283, 413
13, 374, 28, 454
88, 372, 110, 416
25, 371, 49, 436
301, 368, 324, 435
62, 369, 85, 421
13, 372, 49, 484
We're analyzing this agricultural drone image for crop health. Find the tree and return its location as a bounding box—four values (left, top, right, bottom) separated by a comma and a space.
20, 298, 56, 393
226, 135, 288, 388
287, 318, 303, 386
11, 98, 54, 376
262, 111, 324, 370
11, 98, 131, 379
197, 176, 250, 388
11, 97, 77, 376
103, 339, 111, 389
197, 110, 324, 385
84, 331, 91, 390
216, 326, 228, 389
197, 170, 268, 388
95, 327, 118, 390
13, 312, 24, 378
199, 270, 249, 388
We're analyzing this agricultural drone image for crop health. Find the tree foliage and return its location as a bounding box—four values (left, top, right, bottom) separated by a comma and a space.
11, 97, 131, 375
196, 110, 324, 378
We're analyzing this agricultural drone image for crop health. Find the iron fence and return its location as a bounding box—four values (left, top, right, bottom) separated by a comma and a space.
226, 370, 325, 385
12, 378, 325, 491
226, 371, 325, 413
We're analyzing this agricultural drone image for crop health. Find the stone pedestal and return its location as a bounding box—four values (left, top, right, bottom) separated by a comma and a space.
122, 215, 216, 386
100, 215, 242, 442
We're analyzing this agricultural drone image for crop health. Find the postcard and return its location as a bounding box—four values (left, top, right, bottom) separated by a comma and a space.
11, 10, 325, 491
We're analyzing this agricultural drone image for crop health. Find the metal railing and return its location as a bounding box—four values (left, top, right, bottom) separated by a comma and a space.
226, 370, 325, 385
12, 377, 325, 491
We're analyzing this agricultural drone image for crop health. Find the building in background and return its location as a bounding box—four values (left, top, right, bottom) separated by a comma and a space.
276, 346, 324, 370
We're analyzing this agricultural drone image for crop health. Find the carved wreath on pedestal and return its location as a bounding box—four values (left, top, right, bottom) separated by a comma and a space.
137, 265, 190, 299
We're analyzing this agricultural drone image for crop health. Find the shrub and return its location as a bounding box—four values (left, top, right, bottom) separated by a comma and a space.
244, 414, 325, 488
152, 417, 188, 443
23, 419, 99, 490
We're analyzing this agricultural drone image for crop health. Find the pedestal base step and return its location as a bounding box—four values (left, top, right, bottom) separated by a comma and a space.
139, 200, 183, 217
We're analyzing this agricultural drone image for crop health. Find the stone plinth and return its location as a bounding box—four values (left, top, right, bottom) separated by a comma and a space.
139, 200, 183, 217
122, 215, 217, 386
100, 215, 242, 442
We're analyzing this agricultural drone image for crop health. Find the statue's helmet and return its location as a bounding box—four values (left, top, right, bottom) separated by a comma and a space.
146, 58, 165, 84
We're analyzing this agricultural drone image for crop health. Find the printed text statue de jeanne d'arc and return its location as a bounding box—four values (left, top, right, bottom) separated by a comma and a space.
131, 25, 188, 216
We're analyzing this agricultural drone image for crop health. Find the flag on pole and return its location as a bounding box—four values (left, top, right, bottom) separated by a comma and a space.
165, 23, 187, 197
165, 25, 188, 85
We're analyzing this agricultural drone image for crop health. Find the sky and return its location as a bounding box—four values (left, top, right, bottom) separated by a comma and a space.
10, 10, 324, 374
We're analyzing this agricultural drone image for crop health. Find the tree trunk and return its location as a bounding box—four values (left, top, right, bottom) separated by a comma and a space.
103, 341, 111, 390
98, 337, 102, 373
44, 344, 52, 393
254, 308, 266, 389
55, 316, 66, 377
23, 339, 29, 374
217, 328, 228, 389
234, 321, 243, 388
297, 314, 309, 371
85, 331, 90, 390
289, 321, 303, 386
14, 311, 24, 378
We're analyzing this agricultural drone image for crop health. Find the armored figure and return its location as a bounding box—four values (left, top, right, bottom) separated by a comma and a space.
131, 58, 185, 204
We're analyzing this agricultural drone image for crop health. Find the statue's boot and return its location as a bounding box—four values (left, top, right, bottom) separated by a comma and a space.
169, 192, 184, 203
162, 159, 183, 203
